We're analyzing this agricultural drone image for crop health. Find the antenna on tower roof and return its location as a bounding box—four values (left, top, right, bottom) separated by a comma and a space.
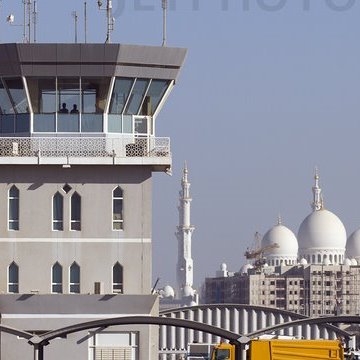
162, 0, 167, 46
84, 1, 88, 43
72, 10, 78, 44
33, 0, 38, 43
97, 0, 115, 44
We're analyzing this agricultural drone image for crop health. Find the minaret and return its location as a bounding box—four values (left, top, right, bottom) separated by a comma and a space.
176, 162, 195, 299
312, 168, 324, 211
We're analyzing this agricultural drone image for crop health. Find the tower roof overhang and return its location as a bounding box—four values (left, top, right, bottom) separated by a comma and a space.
0, 43, 187, 80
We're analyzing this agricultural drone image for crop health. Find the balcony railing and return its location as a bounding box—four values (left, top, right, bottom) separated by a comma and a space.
0, 136, 171, 159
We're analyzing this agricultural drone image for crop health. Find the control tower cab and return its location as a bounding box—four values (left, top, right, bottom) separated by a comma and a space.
0, 43, 186, 170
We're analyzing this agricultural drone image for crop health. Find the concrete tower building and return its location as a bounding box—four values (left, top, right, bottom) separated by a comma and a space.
176, 163, 198, 304
0, 42, 186, 360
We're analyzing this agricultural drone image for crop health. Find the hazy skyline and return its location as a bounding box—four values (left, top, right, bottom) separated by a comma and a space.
1, 0, 360, 291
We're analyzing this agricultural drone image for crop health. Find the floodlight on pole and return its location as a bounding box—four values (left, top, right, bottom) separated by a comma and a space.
7, 0, 33, 43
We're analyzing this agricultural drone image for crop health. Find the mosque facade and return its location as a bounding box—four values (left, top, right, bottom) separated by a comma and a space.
203, 171, 360, 316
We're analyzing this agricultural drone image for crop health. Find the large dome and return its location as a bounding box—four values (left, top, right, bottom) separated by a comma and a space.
262, 222, 298, 266
346, 228, 360, 259
298, 209, 346, 250
262, 224, 298, 256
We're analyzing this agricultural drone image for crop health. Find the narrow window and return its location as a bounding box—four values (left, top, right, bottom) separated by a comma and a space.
52, 262, 63, 293
113, 187, 123, 230
69, 262, 80, 294
8, 262, 19, 293
53, 192, 63, 231
112, 262, 123, 293
71, 192, 81, 231
8, 186, 19, 230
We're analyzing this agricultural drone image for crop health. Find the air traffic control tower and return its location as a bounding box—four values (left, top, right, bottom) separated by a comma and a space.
0, 43, 186, 360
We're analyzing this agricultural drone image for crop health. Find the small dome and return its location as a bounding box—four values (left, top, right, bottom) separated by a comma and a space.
344, 258, 352, 266
263, 263, 269, 268
183, 285, 194, 297
298, 209, 346, 250
262, 224, 298, 256
220, 263, 227, 271
240, 263, 253, 274
351, 258, 358, 266
347, 228, 360, 259
300, 258, 308, 265
323, 258, 330, 266
161, 285, 175, 298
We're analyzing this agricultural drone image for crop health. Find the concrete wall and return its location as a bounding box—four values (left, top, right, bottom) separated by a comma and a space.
0, 165, 153, 294
0, 294, 159, 360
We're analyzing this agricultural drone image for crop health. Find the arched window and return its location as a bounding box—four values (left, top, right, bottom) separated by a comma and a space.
334, 254, 338, 264
8, 262, 19, 293
113, 187, 123, 230
52, 262, 63, 293
71, 192, 81, 231
318, 254, 321, 264
8, 185, 19, 230
69, 262, 80, 293
312, 255, 316, 264
112, 262, 123, 293
53, 192, 63, 231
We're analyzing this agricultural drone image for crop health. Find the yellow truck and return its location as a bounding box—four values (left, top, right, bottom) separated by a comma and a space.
211, 339, 344, 360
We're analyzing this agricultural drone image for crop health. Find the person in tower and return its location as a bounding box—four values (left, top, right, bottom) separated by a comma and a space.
70, 104, 79, 114
59, 103, 69, 114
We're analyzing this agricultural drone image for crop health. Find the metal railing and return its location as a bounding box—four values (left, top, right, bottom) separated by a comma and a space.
0, 136, 171, 159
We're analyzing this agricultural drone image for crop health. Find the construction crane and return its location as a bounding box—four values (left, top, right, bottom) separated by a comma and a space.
244, 232, 279, 269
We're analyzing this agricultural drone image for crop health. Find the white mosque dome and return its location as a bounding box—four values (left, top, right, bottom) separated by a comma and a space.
323, 257, 330, 266
344, 258, 352, 266
351, 258, 358, 266
298, 209, 346, 250
183, 285, 194, 297
300, 258, 308, 265
297, 172, 346, 265
161, 285, 175, 298
220, 263, 227, 272
262, 223, 298, 256
346, 228, 360, 259
240, 263, 253, 274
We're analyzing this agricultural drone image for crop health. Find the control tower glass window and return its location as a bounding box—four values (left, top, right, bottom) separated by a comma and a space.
109, 78, 133, 114
27, 78, 56, 113
0, 80, 14, 114
82, 78, 110, 113
58, 78, 80, 132
58, 78, 80, 114
124, 79, 149, 115
3, 78, 29, 114
81, 78, 110, 132
140, 80, 170, 116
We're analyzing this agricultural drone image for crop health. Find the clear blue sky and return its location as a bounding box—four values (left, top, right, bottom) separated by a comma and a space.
1, 0, 360, 290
